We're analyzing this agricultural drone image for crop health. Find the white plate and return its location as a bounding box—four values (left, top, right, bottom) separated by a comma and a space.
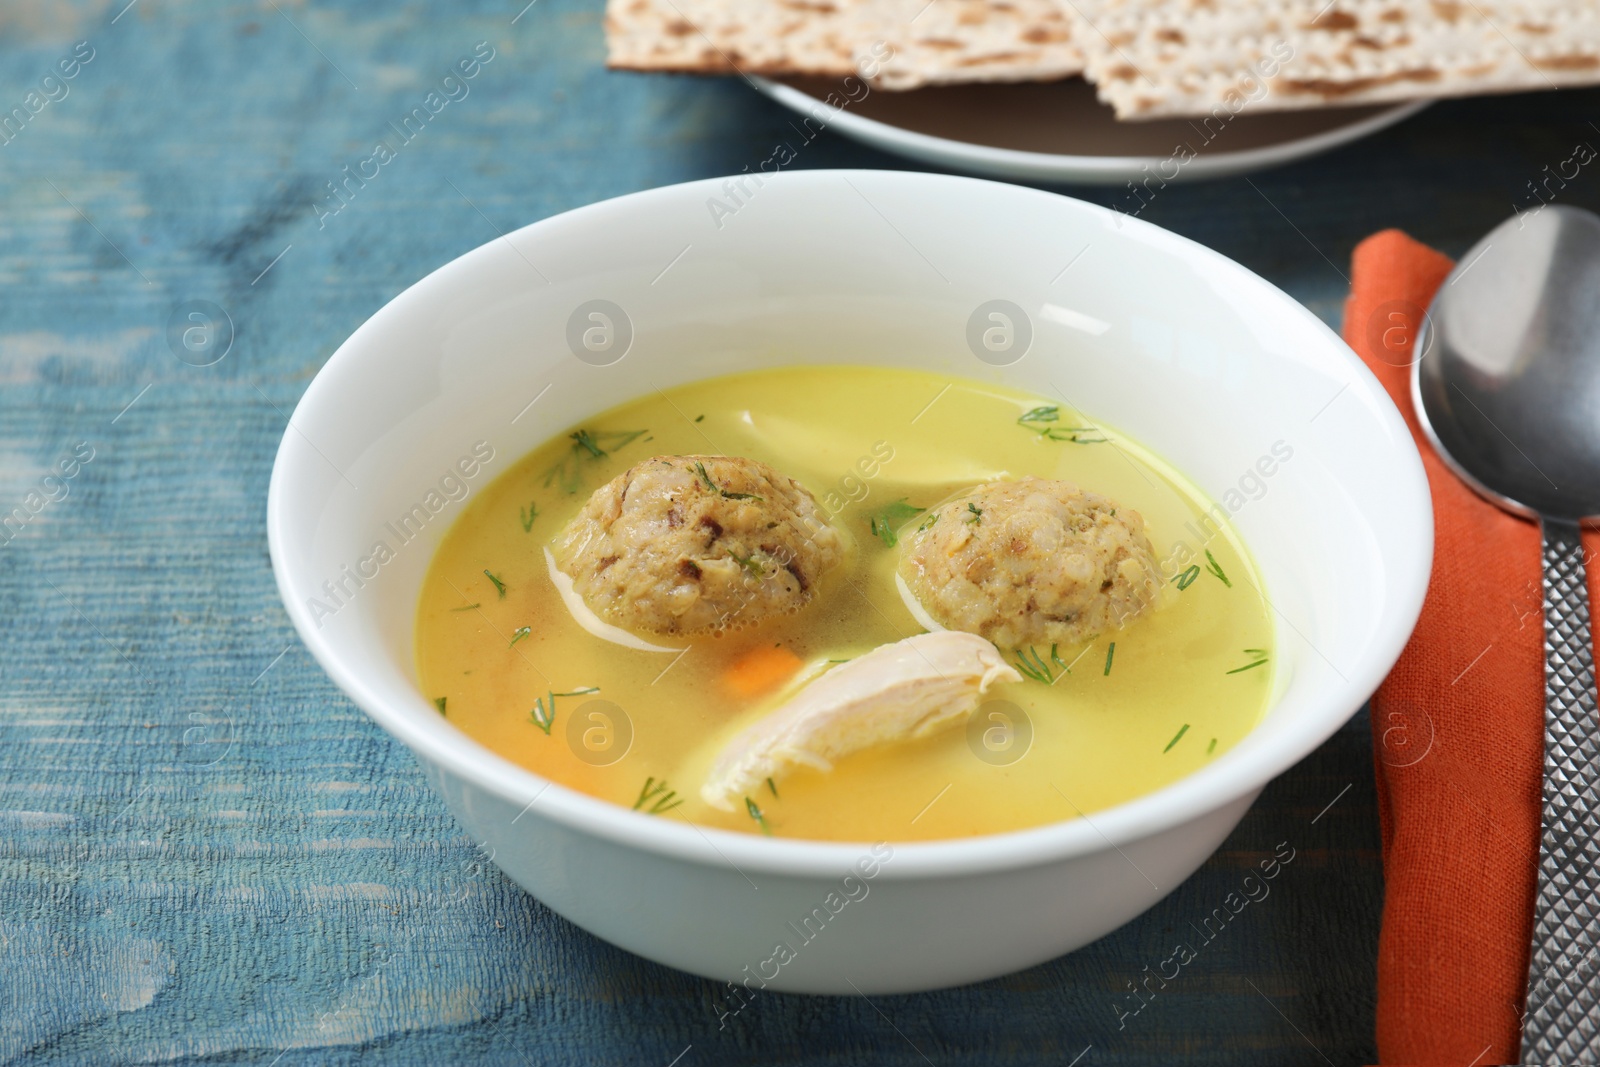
753, 76, 1428, 185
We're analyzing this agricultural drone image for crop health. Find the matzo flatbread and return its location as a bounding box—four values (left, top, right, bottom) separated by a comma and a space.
604, 0, 1081, 89
605, 0, 856, 76
865, 0, 1081, 89
1060, 0, 1600, 119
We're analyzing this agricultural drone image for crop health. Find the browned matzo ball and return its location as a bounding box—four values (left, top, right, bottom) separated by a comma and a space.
555, 455, 846, 636
897, 477, 1165, 649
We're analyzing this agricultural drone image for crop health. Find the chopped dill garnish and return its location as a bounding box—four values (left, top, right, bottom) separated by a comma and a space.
484, 569, 507, 599
633, 776, 684, 815
694, 414, 705, 422
766, 776, 779, 798
745, 796, 772, 835
1163, 723, 1190, 753
918, 511, 940, 532
728, 550, 767, 578
1013, 644, 1068, 684
826, 658, 852, 664
450, 603, 480, 612
965, 502, 984, 525
528, 685, 601, 735
1207, 737, 1218, 755
434, 697, 447, 716
1226, 649, 1270, 675
694, 460, 762, 502
529, 698, 553, 734
1204, 549, 1231, 587
1174, 564, 1201, 591
541, 427, 649, 493
509, 626, 531, 648
1016, 404, 1104, 443
869, 499, 925, 547
519, 501, 539, 533
610, 428, 650, 450
1103, 642, 1116, 676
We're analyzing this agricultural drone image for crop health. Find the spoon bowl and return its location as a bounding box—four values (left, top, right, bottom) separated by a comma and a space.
1415, 205, 1600, 521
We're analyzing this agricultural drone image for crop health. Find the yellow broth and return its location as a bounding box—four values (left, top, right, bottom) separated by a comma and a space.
415, 366, 1274, 842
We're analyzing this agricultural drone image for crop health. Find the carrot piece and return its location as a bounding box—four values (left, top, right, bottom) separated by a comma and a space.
724, 645, 803, 698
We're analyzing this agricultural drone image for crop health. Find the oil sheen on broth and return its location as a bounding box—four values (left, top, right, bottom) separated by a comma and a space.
415, 366, 1274, 843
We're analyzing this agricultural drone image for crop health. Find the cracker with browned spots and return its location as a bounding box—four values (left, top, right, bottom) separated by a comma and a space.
1060, 0, 1600, 119
603, 0, 1081, 89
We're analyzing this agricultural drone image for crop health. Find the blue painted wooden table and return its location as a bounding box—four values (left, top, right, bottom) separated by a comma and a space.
3, 2, 1596, 1062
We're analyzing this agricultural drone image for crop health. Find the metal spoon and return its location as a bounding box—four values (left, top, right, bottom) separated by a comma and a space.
1414, 204, 1600, 1063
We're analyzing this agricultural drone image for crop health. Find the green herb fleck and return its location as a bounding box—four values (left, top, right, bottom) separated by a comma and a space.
528, 686, 600, 735
541, 427, 649, 494
745, 796, 772, 836
450, 603, 480, 612
965, 502, 983, 525
633, 776, 684, 815
1226, 649, 1270, 675
606, 428, 649, 450
694, 414, 705, 422
1204, 549, 1231, 588
1016, 404, 1104, 443
694, 460, 763, 502
509, 625, 531, 648
1013, 644, 1069, 684
869, 498, 925, 547
826, 658, 852, 664
1174, 564, 1201, 591
766, 776, 779, 799
484, 569, 507, 599
434, 697, 447, 716
1163, 723, 1190, 753
728, 550, 767, 578
918, 511, 940, 532
1207, 737, 1218, 755
519, 501, 539, 533
529, 698, 553, 734
1103, 642, 1116, 676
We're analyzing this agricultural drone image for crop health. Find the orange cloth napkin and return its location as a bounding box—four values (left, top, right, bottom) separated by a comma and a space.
1343, 230, 1600, 1063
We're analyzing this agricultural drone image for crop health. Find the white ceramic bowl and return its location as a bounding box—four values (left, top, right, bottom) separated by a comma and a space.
267, 170, 1431, 995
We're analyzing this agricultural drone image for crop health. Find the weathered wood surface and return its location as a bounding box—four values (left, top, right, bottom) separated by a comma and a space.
2, 0, 1597, 1062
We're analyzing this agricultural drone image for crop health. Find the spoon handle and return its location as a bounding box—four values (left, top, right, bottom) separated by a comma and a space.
1523, 517, 1600, 1063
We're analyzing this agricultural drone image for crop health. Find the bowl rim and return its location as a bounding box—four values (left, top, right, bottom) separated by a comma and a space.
267, 169, 1432, 880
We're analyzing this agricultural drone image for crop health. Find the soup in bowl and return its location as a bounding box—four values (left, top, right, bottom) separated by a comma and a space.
267, 170, 1430, 993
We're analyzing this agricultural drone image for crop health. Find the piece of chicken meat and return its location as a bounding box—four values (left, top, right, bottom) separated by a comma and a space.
699, 631, 1021, 811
